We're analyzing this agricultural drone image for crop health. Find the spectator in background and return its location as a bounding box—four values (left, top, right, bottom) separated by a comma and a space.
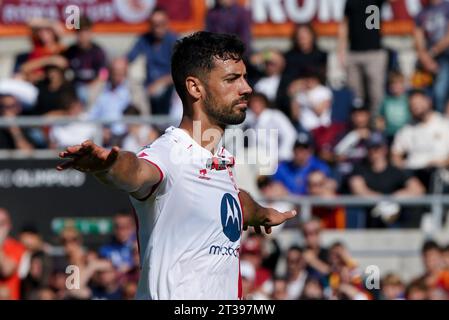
33, 64, 77, 116
377, 71, 411, 143
57, 228, 116, 300
334, 104, 372, 188
414, 0, 449, 112
272, 134, 332, 195
120, 241, 140, 289
290, 71, 332, 132
18, 226, 53, 300
299, 277, 326, 300
270, 277, 288, 300
283, 246, 309, 299
89, 259, 123, 300
0, 208, 29, 300
443, 245, 449, 269
338, 0, 391, 116
240, 234, 272, 292
58, 227, 86, 272
392, 89, 449, 191
284, 24, 327, 82
250, 49, 285, 103
127, 7, 177, 115
405, 278, 429, 300
63, 16, 107, 106
306, 170, 345, 229
121, 105, 160, 153
256, 176, 295, 226
244, 92, 297, 162
349, 132, 425, 228
30, 288, 56, 300
19, 18, 66, 83
380, 273, 405, 300
89, 57, 149, 146
301, 218, 331, 277
239, 260, 259, 300
205, 0, 252, 54
49, 96, 99, 149
122, 281, 138, 300
418, 240, 449, 295
277, 24, 327, 117
327, 242, 368, 300
0, 94, 35, 151
99, 212, 136, 274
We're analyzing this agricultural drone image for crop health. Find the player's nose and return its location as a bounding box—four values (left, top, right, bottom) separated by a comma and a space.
240, 79, 253, 96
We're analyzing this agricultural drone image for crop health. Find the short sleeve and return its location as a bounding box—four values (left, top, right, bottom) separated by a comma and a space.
391, 127, 409, 155
344, 0, 352, 17
135, 135, 178, 198
350, 164, 365, 178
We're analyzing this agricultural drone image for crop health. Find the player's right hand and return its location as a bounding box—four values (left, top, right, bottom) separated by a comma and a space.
56, 140, 120, 173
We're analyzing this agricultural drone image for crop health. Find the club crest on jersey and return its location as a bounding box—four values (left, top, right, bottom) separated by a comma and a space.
198, 168, 211, 180
220, 193, 242, 242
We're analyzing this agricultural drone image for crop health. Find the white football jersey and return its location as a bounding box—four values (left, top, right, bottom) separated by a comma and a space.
130, 126, 244, 300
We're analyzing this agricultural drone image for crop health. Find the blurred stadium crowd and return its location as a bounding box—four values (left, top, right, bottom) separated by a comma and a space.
2, 208, 449, 300
1, 0, 449, 300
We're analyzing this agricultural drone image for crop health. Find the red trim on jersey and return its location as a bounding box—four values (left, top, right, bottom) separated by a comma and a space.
238, 260, 243, 300
237, 192, 245, 300
136, 158, 164, 201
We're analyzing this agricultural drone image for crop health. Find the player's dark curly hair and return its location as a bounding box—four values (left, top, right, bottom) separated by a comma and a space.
171, 31, 245, 105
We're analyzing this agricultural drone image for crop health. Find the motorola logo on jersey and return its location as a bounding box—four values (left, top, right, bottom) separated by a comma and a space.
220, 193, 242, 242
209, 245, 240, 257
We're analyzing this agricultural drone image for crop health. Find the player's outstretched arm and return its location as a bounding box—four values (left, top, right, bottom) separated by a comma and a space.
239, 189, 297, 235
57, 140, 161, 199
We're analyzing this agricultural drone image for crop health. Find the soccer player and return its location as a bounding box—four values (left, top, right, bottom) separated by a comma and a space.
57, 32, 296, 300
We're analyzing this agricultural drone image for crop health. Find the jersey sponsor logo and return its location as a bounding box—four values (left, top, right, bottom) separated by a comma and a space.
220, 193, 242, 242
208, 244, 240, 257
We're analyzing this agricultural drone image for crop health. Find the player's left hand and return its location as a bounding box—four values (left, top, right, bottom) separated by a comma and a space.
243, 207, 297, 235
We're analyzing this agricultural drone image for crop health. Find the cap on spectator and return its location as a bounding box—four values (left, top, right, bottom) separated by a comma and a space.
240, 260, 256, 281
294, 132, 314, 149
308, 86, 332, 108
367, 132, 387, 148
0, 79, 38, 107
241, 237, 262, 256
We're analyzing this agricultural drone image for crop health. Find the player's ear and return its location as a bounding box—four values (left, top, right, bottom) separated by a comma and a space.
185, 76, 203, 101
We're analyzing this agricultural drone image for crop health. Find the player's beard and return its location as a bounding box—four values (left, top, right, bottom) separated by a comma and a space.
203, 91, 248, 126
